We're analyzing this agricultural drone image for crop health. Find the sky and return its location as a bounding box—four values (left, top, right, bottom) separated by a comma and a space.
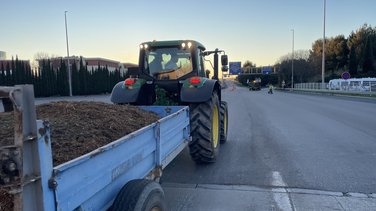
1, 0, 375, 67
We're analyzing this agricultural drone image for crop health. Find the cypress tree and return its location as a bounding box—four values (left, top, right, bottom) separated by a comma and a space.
95, 63, 101, 94
88, 67, 95, 94
79, 57, 87, 95
6, 62, 11, 86
14, 57, 20, 84
34, 66, 41, 97
105, 66, 109, 93
57, 59, 69, 96
25, 62, 32, 84
71, 61, 79, 95
363, 36, 375, 73
349, 45, 358, 76
0, 63, 4, 85
10, 57, 15, 85
84, 65, 89, 95
41, 60, 47, 96
46, 59, 52, 96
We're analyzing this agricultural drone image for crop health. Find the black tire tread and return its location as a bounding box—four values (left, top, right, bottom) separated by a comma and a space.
112, 179, 150, 211
220, 101, 228, 144
189, 93, 220, 163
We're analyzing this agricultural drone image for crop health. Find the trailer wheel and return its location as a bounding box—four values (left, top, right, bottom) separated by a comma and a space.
112, 179, 166, 211
189, 92, 220, 163
220, 101, 228, 144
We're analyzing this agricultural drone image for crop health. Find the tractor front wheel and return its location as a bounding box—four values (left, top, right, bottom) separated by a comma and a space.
189, 92, 220, 163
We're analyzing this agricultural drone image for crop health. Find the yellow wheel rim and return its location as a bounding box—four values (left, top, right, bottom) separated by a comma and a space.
212, 104, 219, 148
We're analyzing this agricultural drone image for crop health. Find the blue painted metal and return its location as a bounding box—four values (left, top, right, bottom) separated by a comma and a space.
36, 120, 56, 211
38, 105, 190, 211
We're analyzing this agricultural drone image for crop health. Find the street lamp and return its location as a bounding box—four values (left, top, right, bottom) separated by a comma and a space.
65, 11, 72, 96
321, 0, 326, 89
291, 29, 294, 90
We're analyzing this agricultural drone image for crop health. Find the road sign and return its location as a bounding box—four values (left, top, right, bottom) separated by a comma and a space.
229, 62, 241, 75
262, 66, 273, 74
342, 72, 350, 80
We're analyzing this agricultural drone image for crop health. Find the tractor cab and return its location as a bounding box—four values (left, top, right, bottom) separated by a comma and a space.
139, 40, 207, 81
143, 46, 193, 80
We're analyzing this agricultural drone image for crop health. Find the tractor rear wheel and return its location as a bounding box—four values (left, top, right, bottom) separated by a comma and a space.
189, 92, 220, 163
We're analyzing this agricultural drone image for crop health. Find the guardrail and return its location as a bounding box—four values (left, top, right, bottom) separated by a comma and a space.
289, 83, 376, 98
294, 83, 328, 90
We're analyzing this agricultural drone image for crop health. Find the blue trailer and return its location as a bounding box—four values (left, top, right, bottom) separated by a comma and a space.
0, 85, 190, 211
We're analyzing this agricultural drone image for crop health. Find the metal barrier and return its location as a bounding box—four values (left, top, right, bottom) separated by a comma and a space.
0, 85, 45, 211
294, 83, 328, 90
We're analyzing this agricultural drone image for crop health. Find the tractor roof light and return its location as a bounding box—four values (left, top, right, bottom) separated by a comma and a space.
190, 77, 201, 85
140, 44, 148, 49
181, 42, 192, 49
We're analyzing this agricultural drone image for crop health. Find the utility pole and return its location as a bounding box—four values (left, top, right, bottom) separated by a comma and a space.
321, 0, 326, 89
291, 29, 294, 90
65, 11, 72, 96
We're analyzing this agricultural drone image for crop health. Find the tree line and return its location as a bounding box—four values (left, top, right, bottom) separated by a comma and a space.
242, 24, 376, 86
0, 57, 126, 97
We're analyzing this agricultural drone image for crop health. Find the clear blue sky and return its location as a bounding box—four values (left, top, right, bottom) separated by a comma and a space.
1, 0, 375, 66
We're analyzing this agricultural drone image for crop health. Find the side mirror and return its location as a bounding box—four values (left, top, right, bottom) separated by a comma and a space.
126, 67, 140, 78
221, 55, 228, 66
205, 70, 210, 78
221, 65, 228, 72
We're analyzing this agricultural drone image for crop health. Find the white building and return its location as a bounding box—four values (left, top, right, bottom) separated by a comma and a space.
0, 51, 6, 60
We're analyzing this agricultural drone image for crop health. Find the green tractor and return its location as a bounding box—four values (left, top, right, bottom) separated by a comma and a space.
110, 40, 229, 163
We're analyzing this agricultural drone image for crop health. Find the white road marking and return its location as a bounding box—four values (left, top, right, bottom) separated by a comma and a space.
271, 171, 294, 211
272, 171, 287, 187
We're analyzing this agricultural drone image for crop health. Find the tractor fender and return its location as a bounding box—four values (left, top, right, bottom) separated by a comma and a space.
110, 81, 139, 104
180, 79, 221, 103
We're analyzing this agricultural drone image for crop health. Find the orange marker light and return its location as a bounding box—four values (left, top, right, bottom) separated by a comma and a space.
124, 78, 136, 86
190, 77, 201, 85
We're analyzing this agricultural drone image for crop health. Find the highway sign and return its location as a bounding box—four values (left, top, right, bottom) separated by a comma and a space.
229, 62, 241, 75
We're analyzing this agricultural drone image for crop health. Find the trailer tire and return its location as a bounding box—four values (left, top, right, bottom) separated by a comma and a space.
112, 179, 166, 211
220, 101, 228, 144
189, 92, 220, 163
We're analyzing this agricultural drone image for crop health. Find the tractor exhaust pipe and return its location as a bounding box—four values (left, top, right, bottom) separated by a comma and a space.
213, 49, 219, 80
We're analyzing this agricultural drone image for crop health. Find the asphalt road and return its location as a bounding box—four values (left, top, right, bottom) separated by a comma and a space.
12, 82, 375, 209
161, 81, 376, 194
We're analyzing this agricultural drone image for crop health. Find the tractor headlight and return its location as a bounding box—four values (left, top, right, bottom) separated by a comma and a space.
140, 44, 148, 49
181, 42, 192, 49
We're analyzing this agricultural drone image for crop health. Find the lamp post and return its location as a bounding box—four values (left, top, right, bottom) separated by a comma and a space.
291, 29, 294, 90
65, 11, 72, 96
321, 0, 326, 89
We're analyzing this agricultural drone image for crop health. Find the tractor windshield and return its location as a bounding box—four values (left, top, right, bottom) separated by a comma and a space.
144, 47, 193, 80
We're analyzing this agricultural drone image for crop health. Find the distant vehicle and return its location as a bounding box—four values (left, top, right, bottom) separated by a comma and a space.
248, 78, 261, 91
328, 78, 376, 92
